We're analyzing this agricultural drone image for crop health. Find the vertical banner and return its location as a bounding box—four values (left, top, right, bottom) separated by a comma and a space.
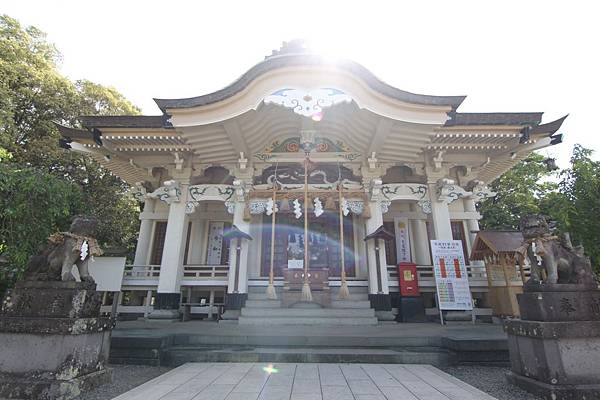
206, 221, 225, 264
287, 232, 304, 269
394, 217, 411, 263
430, 240, 473, 310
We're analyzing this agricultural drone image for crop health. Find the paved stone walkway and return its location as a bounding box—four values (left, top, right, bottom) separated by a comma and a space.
112, 362, 497, 400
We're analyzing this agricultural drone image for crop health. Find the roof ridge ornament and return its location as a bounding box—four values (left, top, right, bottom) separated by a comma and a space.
264, 88, 352, 120
266, 39, 310, 59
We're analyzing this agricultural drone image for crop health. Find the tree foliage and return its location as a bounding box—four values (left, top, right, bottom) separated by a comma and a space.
0, 15, 141, 291
0, 161, 83, 292
478, 153, 558, 230
551, 145, 600, 268
479, 146, 600, 272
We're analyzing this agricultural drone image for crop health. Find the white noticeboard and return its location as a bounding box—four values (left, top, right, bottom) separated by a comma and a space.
430, 240, 473, 310
394, 217, 411, 263
206, 221, 225, 265
88, 256, 126, 292
287, 233, 304, 269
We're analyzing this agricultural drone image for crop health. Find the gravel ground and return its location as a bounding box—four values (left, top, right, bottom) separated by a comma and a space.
442, 365, 541, 400
75, 365, 172, 400
77, 364, 541, 400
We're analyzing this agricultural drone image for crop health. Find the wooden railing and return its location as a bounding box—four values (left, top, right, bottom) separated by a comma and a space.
123, 264, 529, 288
387, 264, 531, 289
122, 264, 229, 281
182, 265, 228, 279
124, 265, 161, 278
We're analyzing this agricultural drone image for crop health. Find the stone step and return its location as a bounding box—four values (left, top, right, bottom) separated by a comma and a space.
244, 299, 282, 308
329, 286, 370, 294
241, 307, 375, 318
238, 316, 378, 326
177, 334, 439, 348
248, 286, 369, 297
331, 300, 372, 309
243, 300, 372, 310
163, 345, 453, 366
247, 292, 368, 301
110, 332, 509, 366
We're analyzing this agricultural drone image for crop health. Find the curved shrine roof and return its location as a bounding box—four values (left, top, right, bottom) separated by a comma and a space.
153, 41, 467, 112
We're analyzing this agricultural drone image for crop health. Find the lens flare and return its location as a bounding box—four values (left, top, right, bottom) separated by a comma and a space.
262, 364, 279, 374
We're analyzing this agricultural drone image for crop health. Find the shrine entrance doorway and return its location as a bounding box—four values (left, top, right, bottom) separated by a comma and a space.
260, 211, 355, 278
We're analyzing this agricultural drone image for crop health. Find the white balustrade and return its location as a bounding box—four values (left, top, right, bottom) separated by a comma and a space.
123, 265, 161, 278
182, 265, 229, 279
122, 264, 229, 282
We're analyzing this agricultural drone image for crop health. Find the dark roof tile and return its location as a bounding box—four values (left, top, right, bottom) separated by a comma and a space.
80, 115, 170, 129
445, 112, 543, 127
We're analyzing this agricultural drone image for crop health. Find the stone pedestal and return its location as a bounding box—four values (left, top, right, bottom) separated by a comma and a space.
0, 281, 114, 400
396, 297, 427, 322
369, 294, 395, 321
504, 284, 600, 399
148, 292, 181, 320
221, 293, 247, 320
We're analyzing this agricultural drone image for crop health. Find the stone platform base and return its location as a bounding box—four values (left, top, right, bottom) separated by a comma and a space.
396, 297, 426, 322
281, 291, 331, 308
0, 368, 111, 400
507, 371, 600, 400
1, 281, 114, 399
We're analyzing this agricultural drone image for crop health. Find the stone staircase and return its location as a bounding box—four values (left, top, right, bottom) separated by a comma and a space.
238, 286, 379, 326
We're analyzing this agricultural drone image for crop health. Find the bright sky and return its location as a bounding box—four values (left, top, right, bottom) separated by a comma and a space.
4, 0, 599, 166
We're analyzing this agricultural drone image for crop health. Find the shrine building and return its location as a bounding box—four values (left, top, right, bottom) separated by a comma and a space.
58, 41, 565, 323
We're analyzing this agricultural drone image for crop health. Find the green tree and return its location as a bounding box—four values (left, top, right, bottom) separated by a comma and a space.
0, 15, 141, 290
550, 145, 600, 269
478, 153, 557, 230
0, 162, 83, 293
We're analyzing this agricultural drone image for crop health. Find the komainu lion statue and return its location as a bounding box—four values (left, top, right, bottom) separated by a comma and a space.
519, 214, 596, 286
23, 215, 103, 282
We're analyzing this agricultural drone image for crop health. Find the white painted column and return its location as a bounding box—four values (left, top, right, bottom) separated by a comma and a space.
246, 215, 262, 278
144, 289, 153, 318
133, 199, 155, 265
227, 199, 250, 294
188, 219, 206, 264
411, 219, 431, 265
365, 200, 390, 294
428, 183, 453, 240
464, 198, 480, 248
157, 185, 189, 294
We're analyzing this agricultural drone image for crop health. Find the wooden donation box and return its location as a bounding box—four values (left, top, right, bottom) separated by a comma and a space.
470, 231, 528, 318
282, 268, 331, 307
